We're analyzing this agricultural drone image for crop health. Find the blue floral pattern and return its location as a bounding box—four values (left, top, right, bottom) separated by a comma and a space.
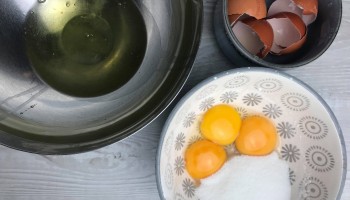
174, 156, 185, 176
220, 91, 238, 103
277, 122, 296, 139
175, 133, 186, 151
254, 78, 282, 93
199, 97, 215, 111
289, 168, 296, 185
183, 112, 196, 128
224, 75, 250, 88
305, 146, 335, 172
243, 93, 262, 106
165, 164, 173, 189
299, 177, 328, 200
174, 193, 186, 200
299, 116, 328, 140
236, 107, 248, 119
281, 144, 301, 162
196, 85, 217, 100
164, 132, 174, 157
281, 92, 310, 111
188, 135, 203, 146
263, 104, 282, 119
182, 178, 195, 198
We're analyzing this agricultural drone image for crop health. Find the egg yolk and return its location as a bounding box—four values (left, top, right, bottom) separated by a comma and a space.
185, 140, 227, 179
200, 104, 242, 145
235, 116, 278, 156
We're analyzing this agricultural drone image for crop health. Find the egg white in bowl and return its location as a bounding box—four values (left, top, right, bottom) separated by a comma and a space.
156, 67, 346, 200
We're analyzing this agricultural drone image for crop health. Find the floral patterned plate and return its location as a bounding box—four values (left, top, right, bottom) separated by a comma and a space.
156, 68, 347, 200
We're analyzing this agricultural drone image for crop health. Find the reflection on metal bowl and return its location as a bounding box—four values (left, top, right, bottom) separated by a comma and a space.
0, 0, 203, 154
24, 0, 148, 97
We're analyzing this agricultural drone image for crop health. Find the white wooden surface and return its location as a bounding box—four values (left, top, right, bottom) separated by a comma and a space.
0, 0, 349, 199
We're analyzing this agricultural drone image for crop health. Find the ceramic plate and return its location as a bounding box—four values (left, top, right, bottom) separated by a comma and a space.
156, 67, 347, 200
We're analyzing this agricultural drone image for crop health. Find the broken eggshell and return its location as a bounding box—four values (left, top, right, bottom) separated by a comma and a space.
244, 19, 274, 57
268, 0, 318, 25
232, 21, 265, 56
267, 12, 307, 55
268, 0, 303, 18
228, 14, 251, 25
279, 32, 307, 54
230, 15, 274, 58
228, 0, 267, 19
294, 0, 318, 25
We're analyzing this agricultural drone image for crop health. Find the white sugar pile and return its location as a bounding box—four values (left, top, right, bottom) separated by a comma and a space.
197, 152, 291, 200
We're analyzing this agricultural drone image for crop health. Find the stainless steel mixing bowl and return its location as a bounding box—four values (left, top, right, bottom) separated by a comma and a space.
0, 0, 203, 154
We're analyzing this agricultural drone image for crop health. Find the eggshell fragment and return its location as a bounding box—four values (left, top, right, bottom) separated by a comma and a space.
244, 19, 274, 57
268, 0, 303, 18
273, 12, 306, 38
294, 0, 318, 15
228, 14, 241, 25
293, 0, 318, 25
267, 18, 298, 53
228, 0, 267, 19
279, 33, 307, 54
267, 12, 307, 54
268, 0, 318, 25
232, 21, 265, 56
228, 14, 255, 26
